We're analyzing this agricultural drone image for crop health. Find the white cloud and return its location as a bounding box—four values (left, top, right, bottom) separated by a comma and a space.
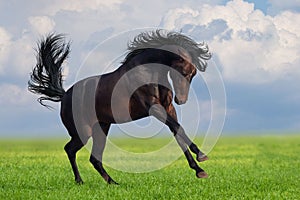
0, 84, 35, 106
0, 1, 126, 83
28, 16, 55, 35
274, 11, 300, 37
161, 8, 200, 30
43, 0, 122, 15
0, 27, 11, 74
160, 0, 300, 83
0, 27, 10, 45
0, 30, 37, 79
6, 33, 36, 77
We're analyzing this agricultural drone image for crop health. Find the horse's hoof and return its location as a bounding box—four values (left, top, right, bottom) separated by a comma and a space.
108, 181, 119, 185
108, 178, 119, 185
75, 179, 84, 185
197, 154, 209, 162
196, 171, 208, 178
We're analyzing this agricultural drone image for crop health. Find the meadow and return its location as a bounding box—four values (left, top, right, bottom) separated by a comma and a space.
0, 135, 299, 199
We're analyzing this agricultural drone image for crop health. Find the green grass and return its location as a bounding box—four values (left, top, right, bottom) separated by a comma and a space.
0, 135, 299, 199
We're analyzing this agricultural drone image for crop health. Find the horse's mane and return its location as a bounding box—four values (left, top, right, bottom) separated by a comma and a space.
123, 29, 212, 72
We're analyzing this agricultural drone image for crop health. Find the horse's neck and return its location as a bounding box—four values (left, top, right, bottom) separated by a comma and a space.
113, 49, 175, 91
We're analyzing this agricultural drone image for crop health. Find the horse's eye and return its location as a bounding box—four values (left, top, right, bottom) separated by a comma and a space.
178, 58, 184, 62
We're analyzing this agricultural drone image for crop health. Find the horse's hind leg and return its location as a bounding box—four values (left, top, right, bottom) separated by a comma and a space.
64, 137, 86, 184
89, 123, 118, 184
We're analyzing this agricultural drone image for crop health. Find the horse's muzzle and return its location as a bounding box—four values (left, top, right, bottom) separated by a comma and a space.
175, 96, 187, 105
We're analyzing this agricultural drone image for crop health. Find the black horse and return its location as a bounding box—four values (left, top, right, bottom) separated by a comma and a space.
28, 30, 211, 184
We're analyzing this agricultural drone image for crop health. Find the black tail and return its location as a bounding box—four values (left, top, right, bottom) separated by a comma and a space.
28, 33, 70, 107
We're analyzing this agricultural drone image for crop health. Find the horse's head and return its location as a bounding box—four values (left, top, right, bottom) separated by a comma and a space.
127, 30, 211, 105
169, 48, 197, 105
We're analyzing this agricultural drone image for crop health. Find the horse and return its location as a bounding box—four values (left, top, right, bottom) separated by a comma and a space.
28, 30, 212, 184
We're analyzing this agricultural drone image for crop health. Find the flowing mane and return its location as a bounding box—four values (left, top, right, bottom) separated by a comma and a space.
123, 29, 212, 72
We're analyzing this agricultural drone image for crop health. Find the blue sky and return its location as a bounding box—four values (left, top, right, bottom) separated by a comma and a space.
0, 0, 299, 137
245, 0, 269, 13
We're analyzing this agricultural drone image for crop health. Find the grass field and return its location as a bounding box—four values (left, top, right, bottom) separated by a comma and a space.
0, 135, 299, 199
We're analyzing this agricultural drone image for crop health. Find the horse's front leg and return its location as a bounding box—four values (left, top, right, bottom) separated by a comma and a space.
151, 104, 208, 178
175, 134, 208, 178
166, 104, 208, 162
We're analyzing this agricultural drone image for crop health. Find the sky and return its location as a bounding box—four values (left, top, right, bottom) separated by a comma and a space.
0, 0, 299, 137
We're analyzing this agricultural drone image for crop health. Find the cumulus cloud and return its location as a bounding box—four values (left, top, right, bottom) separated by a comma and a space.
28, 16, 55, 35
160, 0, 300, 83
4, 33, 36, 77
0, 17, 54, 79
33, 0, 123, 16
0, 84, 35, 106
0, 27, 11, 74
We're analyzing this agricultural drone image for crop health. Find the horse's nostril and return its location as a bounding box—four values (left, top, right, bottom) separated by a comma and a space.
175, 96, 186, 105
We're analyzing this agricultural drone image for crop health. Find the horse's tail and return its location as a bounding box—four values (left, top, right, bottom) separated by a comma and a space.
28, 33, 70, 107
